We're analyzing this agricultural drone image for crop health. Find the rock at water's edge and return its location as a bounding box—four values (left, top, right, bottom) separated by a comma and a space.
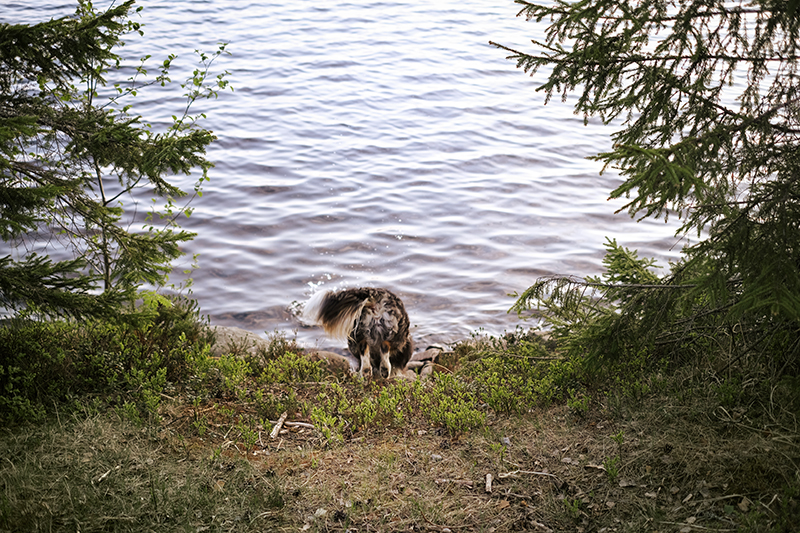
206, 325, 351, 376
206, 325, 441, 379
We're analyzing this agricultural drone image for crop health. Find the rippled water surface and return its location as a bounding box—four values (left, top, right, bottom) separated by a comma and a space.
4, 1, 686, 349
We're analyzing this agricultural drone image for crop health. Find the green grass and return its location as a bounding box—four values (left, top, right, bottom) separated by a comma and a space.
1, 301, 799, 532
0, 411, 288, 531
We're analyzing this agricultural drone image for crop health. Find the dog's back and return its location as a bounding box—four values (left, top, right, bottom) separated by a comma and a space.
303, 287, 412, 377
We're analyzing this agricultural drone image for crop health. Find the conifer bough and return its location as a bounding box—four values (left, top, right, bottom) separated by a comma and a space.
497, 1, 800, 363
0, 1, 230, 319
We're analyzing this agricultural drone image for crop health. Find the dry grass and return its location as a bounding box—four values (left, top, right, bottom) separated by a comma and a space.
0, 407, 288, 532
2, 336, 799, 532
156, 386, 797, 532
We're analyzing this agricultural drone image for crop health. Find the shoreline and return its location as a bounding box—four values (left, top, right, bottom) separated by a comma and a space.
207, 324, 446, 378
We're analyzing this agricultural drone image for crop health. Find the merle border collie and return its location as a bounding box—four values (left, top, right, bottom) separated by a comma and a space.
303, 287, 413, 378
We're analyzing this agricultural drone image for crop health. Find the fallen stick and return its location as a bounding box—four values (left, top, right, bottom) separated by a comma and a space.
498, 470, 559, 479
284, 421, 315, 429
435, 478, 474, 489
93, 469, 112, 485
270, 411, 288, 439
658, 522, 735, 532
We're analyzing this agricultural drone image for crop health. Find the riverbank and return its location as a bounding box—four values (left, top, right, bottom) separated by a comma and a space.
207, 324, 446, 377
1, 319, 797, 532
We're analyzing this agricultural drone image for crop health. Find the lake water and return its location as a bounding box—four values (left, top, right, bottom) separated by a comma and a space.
3, 1, 687, 351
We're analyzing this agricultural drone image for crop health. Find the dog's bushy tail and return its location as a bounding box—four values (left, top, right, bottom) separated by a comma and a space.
302, 289, 368, 340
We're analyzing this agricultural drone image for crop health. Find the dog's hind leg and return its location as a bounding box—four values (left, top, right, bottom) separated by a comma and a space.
359, 346, 373, 378
378, 341, 392, 379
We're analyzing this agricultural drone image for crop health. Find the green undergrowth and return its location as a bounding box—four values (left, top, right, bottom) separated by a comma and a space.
0, 301, 592, 437
0, 296, 211, 425
1, 298, 799, 532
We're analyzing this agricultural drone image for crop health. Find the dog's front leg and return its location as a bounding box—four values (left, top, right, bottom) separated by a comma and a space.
359, 346, 373, 378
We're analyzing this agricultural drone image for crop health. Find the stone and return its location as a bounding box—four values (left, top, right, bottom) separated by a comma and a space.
206, 325, 353, 377
207, 325, 266, 357
305, 350, 352, 377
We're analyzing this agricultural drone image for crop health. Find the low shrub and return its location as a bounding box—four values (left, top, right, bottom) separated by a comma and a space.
0, 297, 209, 425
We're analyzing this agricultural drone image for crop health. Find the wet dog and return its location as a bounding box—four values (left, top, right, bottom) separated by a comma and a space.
302, 287, 413, 378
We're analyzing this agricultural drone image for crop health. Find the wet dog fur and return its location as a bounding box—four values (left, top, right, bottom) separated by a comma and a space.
303, 287, 413, 378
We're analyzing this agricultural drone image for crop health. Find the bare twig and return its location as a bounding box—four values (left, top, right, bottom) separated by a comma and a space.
435, 478, 474, 489
284, 421, 315, 430
498, 469, 560, 480
658, 521, 736, 531
270, 412, 288, 439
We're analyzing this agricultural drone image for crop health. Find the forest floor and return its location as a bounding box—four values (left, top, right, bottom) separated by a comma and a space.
2, 333, 798, 532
